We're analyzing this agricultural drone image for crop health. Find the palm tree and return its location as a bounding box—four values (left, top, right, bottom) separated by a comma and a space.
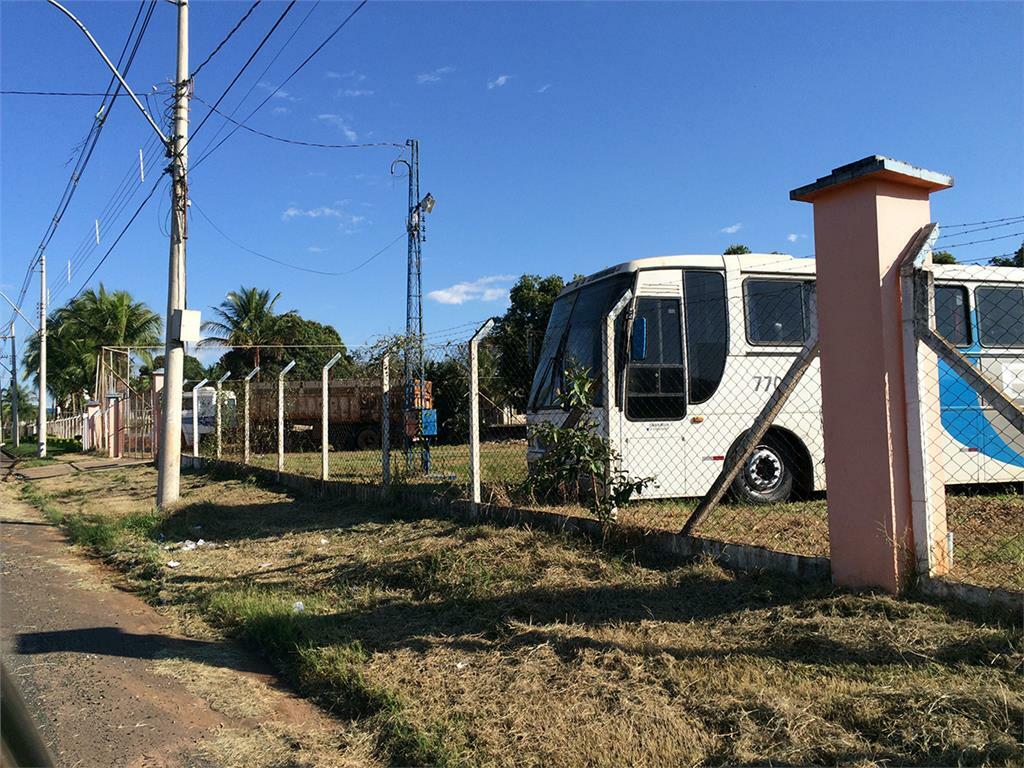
200, 287, 297, 373
23, 285, 161, 410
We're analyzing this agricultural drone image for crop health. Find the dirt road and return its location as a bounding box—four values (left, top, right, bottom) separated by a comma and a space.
0, 479, 348, 768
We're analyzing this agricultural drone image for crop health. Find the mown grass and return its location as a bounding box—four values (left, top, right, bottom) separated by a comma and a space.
6, 437, 83, 466
20, 464, 1024, 768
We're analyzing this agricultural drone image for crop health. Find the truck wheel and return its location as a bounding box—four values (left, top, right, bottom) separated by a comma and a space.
729, 436, 794, 504
356, 427, 381, 451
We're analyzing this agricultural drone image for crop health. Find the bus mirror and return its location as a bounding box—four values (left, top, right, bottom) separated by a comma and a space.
631, 317, 648, 361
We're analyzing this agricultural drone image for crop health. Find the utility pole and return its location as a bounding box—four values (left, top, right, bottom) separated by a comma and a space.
156, 0, 190, 507
390, 140, 435, 473
38, 252, 47, 457
10, 322, 19, 448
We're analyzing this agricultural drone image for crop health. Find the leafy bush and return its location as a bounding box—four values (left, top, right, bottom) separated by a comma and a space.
524, 364, 650, 523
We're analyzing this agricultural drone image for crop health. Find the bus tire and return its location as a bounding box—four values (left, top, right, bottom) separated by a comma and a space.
356, 427, 381, 451
729, 435, 795, 504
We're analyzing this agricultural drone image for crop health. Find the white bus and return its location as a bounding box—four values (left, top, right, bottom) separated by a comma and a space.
525, 253, 1024, 503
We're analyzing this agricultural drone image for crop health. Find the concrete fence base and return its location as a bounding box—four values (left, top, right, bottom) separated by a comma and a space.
181, 454, 830, 582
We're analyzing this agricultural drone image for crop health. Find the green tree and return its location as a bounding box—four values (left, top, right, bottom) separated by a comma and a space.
2, 381, 38, 426
23, 285, 161, 409
143, 354, 208, 382
990, 242, 1023, 268
200, 287, 297, 376
491, 274, 566, 410
724, 244, 751, 255
285, 317, 352, 379
932, 250, 957, 265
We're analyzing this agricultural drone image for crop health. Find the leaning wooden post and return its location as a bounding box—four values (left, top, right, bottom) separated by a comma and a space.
277, 361, 296, 477
243, 366, 260, 465
191, 378, 209, 459
215, 371, 230, 460
321, 353, 343, 481
381, 354, 391, 486
469, 319, 496, 506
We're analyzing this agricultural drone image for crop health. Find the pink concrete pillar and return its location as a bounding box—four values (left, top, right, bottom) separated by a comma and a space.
151, 370, 164, 458
84, 402, 100, 451
106, 394, 122, 459
791, 156, 952, 593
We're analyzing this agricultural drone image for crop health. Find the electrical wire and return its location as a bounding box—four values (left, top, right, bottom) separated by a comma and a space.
191, 95, 402, 149
191, 200, 405, 276
1, 87, 169, 97
186, 1, 297, 148
67, 176, 166, 302
190, 0, 263, 80
192, 0, 368, 171
5, 0, 156, 327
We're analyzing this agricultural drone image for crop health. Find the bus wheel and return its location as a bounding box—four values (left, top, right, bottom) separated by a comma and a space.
356, 427, 381, 451
730, 438, 794, 504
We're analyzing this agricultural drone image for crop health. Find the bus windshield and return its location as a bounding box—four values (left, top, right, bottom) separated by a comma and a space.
528, 274, 632, 410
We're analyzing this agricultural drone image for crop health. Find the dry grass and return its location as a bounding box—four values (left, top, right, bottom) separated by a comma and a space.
22, 464, 1024, 768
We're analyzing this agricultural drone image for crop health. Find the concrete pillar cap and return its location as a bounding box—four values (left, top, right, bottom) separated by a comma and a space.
790, 155, 953, 202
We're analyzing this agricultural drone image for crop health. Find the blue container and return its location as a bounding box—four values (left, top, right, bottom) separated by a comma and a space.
420, 409, 438, 437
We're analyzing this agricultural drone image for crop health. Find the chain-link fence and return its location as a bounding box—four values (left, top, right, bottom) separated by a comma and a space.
916, 263, 1024, 592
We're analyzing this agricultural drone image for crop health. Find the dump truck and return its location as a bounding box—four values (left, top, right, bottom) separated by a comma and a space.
248, 378, 433, 451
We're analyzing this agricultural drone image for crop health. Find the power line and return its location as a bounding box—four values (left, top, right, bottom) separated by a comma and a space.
186, 1, 297, 148
192, 0, 368, 171
67, 177, 166, 302
1, 87, 169, 97
191, 95, 402, 149
191, 199, 405, 276
190, 0, 262, 79
6, 0, 156, 327
190, 1, 321, 171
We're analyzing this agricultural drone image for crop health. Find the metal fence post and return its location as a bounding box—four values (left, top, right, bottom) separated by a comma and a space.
469, 319, 496, 505
277, 361, 296, 476
191, 378, 209, 459
215, 372, 230, 460
381, 354, 391, 486
243, 366, 260, 465
321, 353, 343, 481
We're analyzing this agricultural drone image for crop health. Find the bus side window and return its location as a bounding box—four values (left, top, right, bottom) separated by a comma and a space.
684, 271, 727, 403
743, 279, 812, 345
976, 285, 1024, 348
934, 285, 971, 347
626, 298, 686, 420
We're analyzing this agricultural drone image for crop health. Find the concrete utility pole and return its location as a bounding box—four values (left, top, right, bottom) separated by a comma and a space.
10, 322, 19, 448
37, 252, 47, 457
156, 0, 190, 507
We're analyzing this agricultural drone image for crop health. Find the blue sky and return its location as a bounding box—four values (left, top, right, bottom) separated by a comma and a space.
2, 1, 1022, 352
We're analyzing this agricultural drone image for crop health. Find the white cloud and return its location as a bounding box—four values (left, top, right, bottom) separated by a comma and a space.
316, 113, 358, 141
428, 275, 516, 305
257, 81, 296, 101
272, 106, 290, 115
307, 245, 326, 253
341, 89, 374, 97
787, 233, 807, 243
720, 223, 743, 234
417, 65, 455, 84
487, 74, 511, 89
282, 204, 366, 233
327, 69, 366, 82
536, 83, 552, 93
